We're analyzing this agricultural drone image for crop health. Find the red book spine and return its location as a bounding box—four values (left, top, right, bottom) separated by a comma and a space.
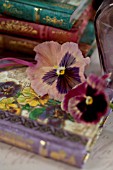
0, 5, 93, 43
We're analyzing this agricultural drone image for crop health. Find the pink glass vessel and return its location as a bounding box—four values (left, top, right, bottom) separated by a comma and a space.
95, 0, 113, 88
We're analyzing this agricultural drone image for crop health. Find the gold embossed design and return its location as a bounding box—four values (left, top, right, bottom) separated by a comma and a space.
0, 20, 38, 35
3, 2, 23, 15
3, 3, 13, 9
67, 155, 76, 165
50, 150, 76, 165
43, 16, 63, 25
50, 150, 67, 160
8, 40, 37, 49
39, 140, 48, 157
0, 130, 33, 151
34, 8, 40, 22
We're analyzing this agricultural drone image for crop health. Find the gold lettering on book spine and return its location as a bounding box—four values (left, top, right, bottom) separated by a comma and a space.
0, 130, 34, 151
3, 3, 13, 9
3, 2, 23, 15
0, 21, 38, 35
9, 40, 36, 49
43, 16, 63, 25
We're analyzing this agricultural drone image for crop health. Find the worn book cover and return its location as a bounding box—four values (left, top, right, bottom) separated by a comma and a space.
0, 40, 111, 168
0, 66, 109, 168
0, 4, 93, 43
0, 19, 96, 58
0, 0, 91, 30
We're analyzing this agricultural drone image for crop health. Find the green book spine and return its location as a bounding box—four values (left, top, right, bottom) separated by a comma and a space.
0, 0, 75, 30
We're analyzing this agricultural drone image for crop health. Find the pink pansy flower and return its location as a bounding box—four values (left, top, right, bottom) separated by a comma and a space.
62, 74, 110, 124
27, 41, 90, 101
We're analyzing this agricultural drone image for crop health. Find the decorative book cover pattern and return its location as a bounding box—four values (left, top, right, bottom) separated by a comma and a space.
0, 67, 108, 168
0, 3, 92, 43
0, 0, 91, 30
0, 19, 96, 58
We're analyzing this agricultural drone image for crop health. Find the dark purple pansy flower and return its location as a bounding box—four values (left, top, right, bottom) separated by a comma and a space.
0, 81, 21, 98
62, 74, 110, 124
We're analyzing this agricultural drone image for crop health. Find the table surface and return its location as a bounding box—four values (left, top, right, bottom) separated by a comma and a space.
0, 49, 113, 170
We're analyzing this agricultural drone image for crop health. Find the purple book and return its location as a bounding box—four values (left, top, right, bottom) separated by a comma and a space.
0, 66, 111, 168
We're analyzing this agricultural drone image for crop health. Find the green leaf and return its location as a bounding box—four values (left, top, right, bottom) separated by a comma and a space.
110, 102, 113, 110
48, 99, 61, 105
29, 107, 46, 120
22, 104, 31, 111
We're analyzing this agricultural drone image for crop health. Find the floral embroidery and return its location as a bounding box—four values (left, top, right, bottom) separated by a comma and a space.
0, 81, 21, 98
0, 97, 21, 115
38, 105, 68, 128
17, 87, 49, 107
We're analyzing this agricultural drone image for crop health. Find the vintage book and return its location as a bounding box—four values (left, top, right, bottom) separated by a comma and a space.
0, 66, 111, 168
47, 0, 89, 6
80, 21, 95, 45
78, 20, 96, 57
0, 34, 40, 55
0, 18, 96, 58
0, 4, 93, 43
0, 33, 96, 59
0, 0, 91, 30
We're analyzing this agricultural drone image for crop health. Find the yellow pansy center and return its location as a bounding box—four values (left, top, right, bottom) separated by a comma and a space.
85, 96, 93, 105
56, 66, 65, 76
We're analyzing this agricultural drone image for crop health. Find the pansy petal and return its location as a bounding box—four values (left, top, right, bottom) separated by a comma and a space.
61, 42, 82, 59
80, 108, 98, 123
42, 69, 57, 85
29, 67, 65, 101
87, 74, 106, 92
31, 78, 65, 101
77, 93, 108, 123
68, 96, 85, 121
56, 67, 81, 94
86, 85, 97, 96
60, 42, 90, 67
34, 41, 61, 67
93, 93, 108, 114
61, 82, 87, 111
59, 52, 76, 67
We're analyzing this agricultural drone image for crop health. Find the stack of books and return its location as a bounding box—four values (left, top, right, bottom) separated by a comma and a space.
0, 1, 109, 169
0, 0, 96, 61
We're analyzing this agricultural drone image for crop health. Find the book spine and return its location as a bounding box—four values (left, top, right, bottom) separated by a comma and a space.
0, 0, 72, 30
0, 5, 92, 43
78, 20, 96, 57
0, 34, 39, 55
0, 17, 78, 43
0, 114, 88, 168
